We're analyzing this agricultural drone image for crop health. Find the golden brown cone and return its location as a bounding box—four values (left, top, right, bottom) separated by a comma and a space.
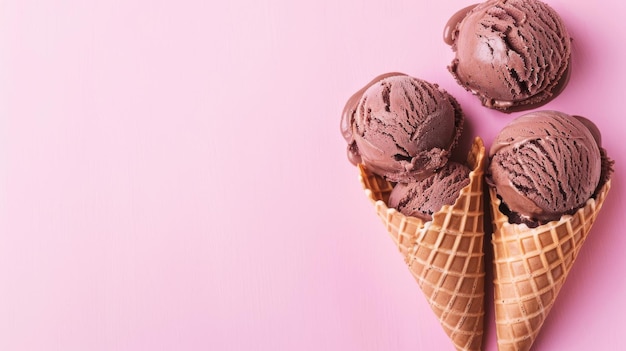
490, 176, 612, 351
359, 137, 486, 351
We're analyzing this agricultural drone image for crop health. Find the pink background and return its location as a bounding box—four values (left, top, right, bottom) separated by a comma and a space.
1, 0, 625, 350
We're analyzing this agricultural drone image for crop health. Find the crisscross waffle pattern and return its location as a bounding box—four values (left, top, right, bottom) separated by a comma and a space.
359, 137, 486, 351
490, 180, 611, 351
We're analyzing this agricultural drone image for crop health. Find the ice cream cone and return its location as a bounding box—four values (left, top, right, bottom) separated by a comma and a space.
359, 137, 486, 351
489, 164, 612, 351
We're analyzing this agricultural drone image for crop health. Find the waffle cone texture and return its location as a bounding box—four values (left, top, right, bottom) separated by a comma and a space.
489, 154, 613, 351
359, 137, 486, 351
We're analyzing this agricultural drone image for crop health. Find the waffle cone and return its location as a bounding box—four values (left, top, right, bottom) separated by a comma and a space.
490, 176, 612, 351
359, 137, 486, 351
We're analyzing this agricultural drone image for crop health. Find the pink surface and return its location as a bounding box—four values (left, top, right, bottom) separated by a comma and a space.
1, 0, 624, 350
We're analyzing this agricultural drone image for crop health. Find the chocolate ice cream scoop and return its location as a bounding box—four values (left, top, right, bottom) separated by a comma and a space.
487, 111, 601, 225
388, 161, 471, 220
445, 0, 571, 111
341, 73, 463, 182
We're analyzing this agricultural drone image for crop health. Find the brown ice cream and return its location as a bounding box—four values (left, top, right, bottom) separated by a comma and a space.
488, 112, 613, 351
487, 110, 601, 225
388, 161, 471, 220
445, 0, 571, 111
341, 73, 463, 182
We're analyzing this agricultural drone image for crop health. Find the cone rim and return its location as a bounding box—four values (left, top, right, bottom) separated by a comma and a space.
360, 136, 486, 222
489, 179, 612, 233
